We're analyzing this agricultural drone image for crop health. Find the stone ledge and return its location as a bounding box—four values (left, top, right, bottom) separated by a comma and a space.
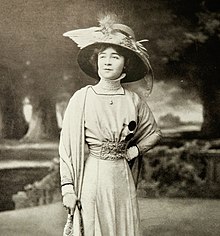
0, 160, 52, 170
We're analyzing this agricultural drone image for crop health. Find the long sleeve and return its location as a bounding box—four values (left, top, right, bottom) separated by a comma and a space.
59, 98, 76, 196
59, 86, 89, 198
135, 100, 162, 155
129, 96, 162, 187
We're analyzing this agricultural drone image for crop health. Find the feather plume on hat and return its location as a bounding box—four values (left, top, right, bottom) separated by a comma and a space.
63, 27, 102, 49
98, 14, 119, 31
63, 14, 123, 48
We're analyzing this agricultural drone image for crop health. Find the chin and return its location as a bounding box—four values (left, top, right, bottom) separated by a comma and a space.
107, 78, 120, 81
101, 74, 120, 80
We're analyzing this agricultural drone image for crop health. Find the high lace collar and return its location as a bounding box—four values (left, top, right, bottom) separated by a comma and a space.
92, 78, 124, 95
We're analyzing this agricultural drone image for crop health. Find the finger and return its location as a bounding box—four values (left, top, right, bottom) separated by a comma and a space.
69, 204, 76, 216
77, 200, 82, 210
63, 206, 68, 211
72, 202, 77, 212
69, 208, 74, 215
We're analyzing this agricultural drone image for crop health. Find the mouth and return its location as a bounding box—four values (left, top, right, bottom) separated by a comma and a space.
104, 68, 112, 71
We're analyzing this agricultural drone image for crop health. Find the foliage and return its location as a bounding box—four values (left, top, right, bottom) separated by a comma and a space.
1, 0, 220, 139
162, 1, 220, 138
158, 113, 182, 128
138, 140, 220, 198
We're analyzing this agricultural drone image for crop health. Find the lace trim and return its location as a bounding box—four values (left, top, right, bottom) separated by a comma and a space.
92, 78, 124, 95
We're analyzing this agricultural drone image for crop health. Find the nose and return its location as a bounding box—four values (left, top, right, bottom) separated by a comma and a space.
104, 57, 112, 65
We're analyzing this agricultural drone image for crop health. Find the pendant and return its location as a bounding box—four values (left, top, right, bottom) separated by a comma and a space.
110, 100, 113, 105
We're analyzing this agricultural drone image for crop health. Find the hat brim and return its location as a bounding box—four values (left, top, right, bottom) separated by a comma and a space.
77, 42, 152, 83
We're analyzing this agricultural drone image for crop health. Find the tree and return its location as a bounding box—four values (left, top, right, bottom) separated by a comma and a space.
0, 65, 28, 139
0, 0, 95, 141
164, 0, 220, 137
0, 0, 219, 140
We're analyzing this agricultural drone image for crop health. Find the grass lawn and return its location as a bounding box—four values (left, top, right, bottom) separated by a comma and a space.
0, 198, 219, 236
139, 198, 220, 236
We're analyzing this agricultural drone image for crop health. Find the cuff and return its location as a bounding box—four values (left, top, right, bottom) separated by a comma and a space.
61, 184, 75, 196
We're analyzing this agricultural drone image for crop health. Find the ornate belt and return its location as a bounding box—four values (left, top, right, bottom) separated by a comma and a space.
98, 141, 127, 161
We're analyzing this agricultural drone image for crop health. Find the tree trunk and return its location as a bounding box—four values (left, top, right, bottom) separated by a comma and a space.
23, 96, 59, 141
0, 92, 28, 139
201, 88, 220, 138
0, 65, 28, 139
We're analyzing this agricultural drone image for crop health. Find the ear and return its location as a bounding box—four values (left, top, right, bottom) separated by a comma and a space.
119, 72, 126, 80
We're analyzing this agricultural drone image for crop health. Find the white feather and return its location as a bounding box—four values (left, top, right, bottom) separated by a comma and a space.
63, 27, 103, 48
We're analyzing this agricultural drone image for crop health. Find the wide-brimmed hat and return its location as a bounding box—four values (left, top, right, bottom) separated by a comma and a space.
63, 16, 153, 83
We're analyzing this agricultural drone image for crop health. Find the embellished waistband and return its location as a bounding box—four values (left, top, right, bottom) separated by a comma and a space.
90, 141, 127, 161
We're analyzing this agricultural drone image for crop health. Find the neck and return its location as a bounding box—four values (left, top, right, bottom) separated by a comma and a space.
93, 72, 126, 94
97, 78, 122, 91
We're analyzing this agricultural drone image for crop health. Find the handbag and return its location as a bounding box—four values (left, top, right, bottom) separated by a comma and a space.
63, 201, 84, 236
63, 212, 74, 236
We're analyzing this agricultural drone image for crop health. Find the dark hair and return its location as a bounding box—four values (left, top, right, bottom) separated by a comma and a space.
89, 44, 130, 75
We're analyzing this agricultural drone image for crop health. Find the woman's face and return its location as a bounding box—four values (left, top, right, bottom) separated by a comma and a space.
97, 47, 125, 80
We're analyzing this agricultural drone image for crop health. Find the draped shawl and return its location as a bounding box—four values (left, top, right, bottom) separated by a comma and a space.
59, 86, 91, 236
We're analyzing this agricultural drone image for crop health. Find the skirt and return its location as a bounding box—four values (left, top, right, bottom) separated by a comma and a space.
80, 154, 142, 236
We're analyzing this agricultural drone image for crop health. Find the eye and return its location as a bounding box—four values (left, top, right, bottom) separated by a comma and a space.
112, 55, 120, 59
98, 53, 106, 59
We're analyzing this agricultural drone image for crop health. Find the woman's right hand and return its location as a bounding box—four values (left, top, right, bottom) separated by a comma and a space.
63, 193, 78, 212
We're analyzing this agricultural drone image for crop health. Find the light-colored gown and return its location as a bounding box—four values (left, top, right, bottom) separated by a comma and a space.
80, 86, 160, 236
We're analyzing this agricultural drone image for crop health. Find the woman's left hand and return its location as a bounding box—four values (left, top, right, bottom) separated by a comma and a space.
126, 146, 139, 161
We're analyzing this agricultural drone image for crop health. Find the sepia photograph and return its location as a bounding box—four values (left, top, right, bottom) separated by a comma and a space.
0, 0, 219, 235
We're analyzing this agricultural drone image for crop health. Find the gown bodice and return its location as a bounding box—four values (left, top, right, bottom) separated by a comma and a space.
84, 87, 140, 158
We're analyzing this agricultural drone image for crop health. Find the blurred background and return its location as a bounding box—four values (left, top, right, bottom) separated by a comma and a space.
0, 0, 219, 235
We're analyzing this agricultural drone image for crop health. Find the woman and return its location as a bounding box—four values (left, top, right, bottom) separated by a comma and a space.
59, 17, 161, 236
